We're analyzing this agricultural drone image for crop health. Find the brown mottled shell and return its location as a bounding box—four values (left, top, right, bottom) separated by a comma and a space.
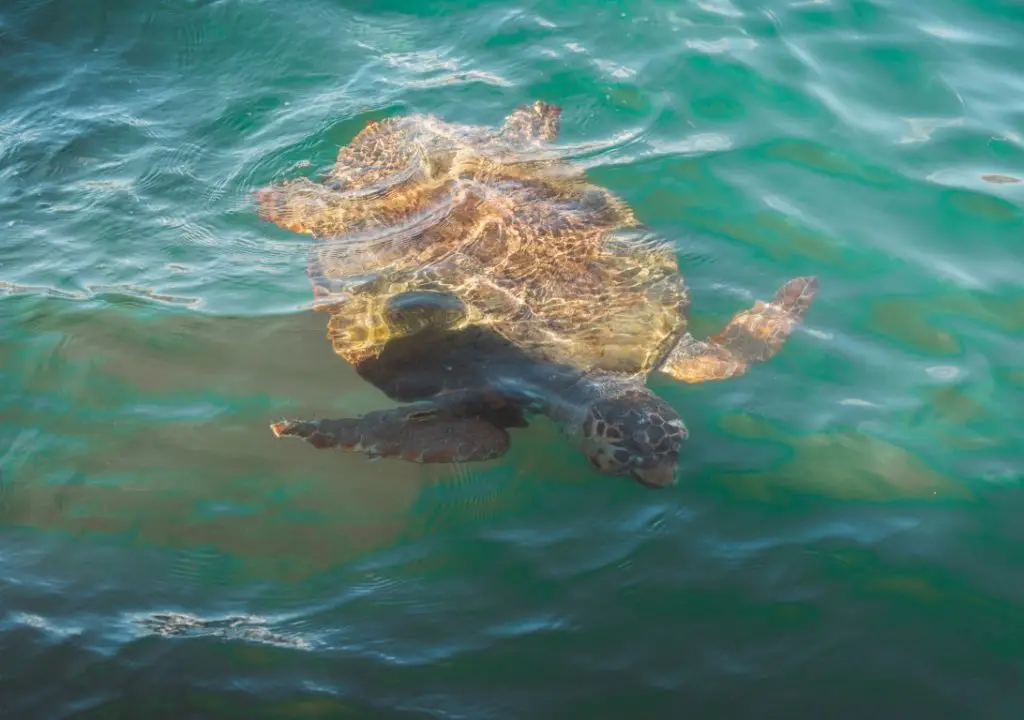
257, 102, 690, 378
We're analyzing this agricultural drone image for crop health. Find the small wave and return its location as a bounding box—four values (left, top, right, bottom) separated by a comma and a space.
0, 280, 202, 308
133, 611, 314, 650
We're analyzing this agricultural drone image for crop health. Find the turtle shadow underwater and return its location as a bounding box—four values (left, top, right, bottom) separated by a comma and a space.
0, 300, 430, 578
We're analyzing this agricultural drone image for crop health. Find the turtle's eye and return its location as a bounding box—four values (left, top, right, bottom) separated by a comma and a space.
586, 444, 633, 474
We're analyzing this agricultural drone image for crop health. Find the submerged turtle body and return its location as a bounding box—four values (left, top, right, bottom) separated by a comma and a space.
260, 101, 819, 488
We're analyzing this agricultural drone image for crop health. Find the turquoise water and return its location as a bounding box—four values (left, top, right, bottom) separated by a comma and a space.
2, 0, 1024, 715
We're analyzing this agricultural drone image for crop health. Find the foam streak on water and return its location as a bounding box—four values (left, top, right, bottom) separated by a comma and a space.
2, 0, 1024, 716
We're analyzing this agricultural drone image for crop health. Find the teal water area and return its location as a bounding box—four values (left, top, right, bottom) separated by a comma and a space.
2, 0, 1024, 716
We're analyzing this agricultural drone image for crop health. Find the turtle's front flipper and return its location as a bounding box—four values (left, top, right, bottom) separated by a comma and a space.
659, 276, 819, 383
270, 390, 523, 464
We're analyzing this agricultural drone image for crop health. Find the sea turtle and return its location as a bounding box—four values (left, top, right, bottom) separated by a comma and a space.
257, 101, 818, 488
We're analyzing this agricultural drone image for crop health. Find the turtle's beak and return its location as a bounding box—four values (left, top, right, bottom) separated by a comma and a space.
631, 459, 678, 489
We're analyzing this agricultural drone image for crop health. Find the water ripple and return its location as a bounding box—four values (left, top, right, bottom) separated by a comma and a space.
133, 612, 315, 650
3, 0, 1024, 715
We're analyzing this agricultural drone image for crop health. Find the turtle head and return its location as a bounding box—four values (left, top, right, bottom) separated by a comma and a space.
579, 389, 686, 489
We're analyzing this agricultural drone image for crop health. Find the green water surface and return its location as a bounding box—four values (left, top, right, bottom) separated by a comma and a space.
2, 0, 1023, 716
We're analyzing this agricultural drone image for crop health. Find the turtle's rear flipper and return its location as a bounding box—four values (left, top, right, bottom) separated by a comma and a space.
499, 101, 562, 143
270, 390, 521, 464
659, 276, 819, 383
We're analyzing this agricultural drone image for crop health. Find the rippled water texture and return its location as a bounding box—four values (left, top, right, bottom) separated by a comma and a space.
2, 0, 1024, 716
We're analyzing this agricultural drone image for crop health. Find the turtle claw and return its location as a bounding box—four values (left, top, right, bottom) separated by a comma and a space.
270, 418, 346, 449
270, 419, 308, 438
